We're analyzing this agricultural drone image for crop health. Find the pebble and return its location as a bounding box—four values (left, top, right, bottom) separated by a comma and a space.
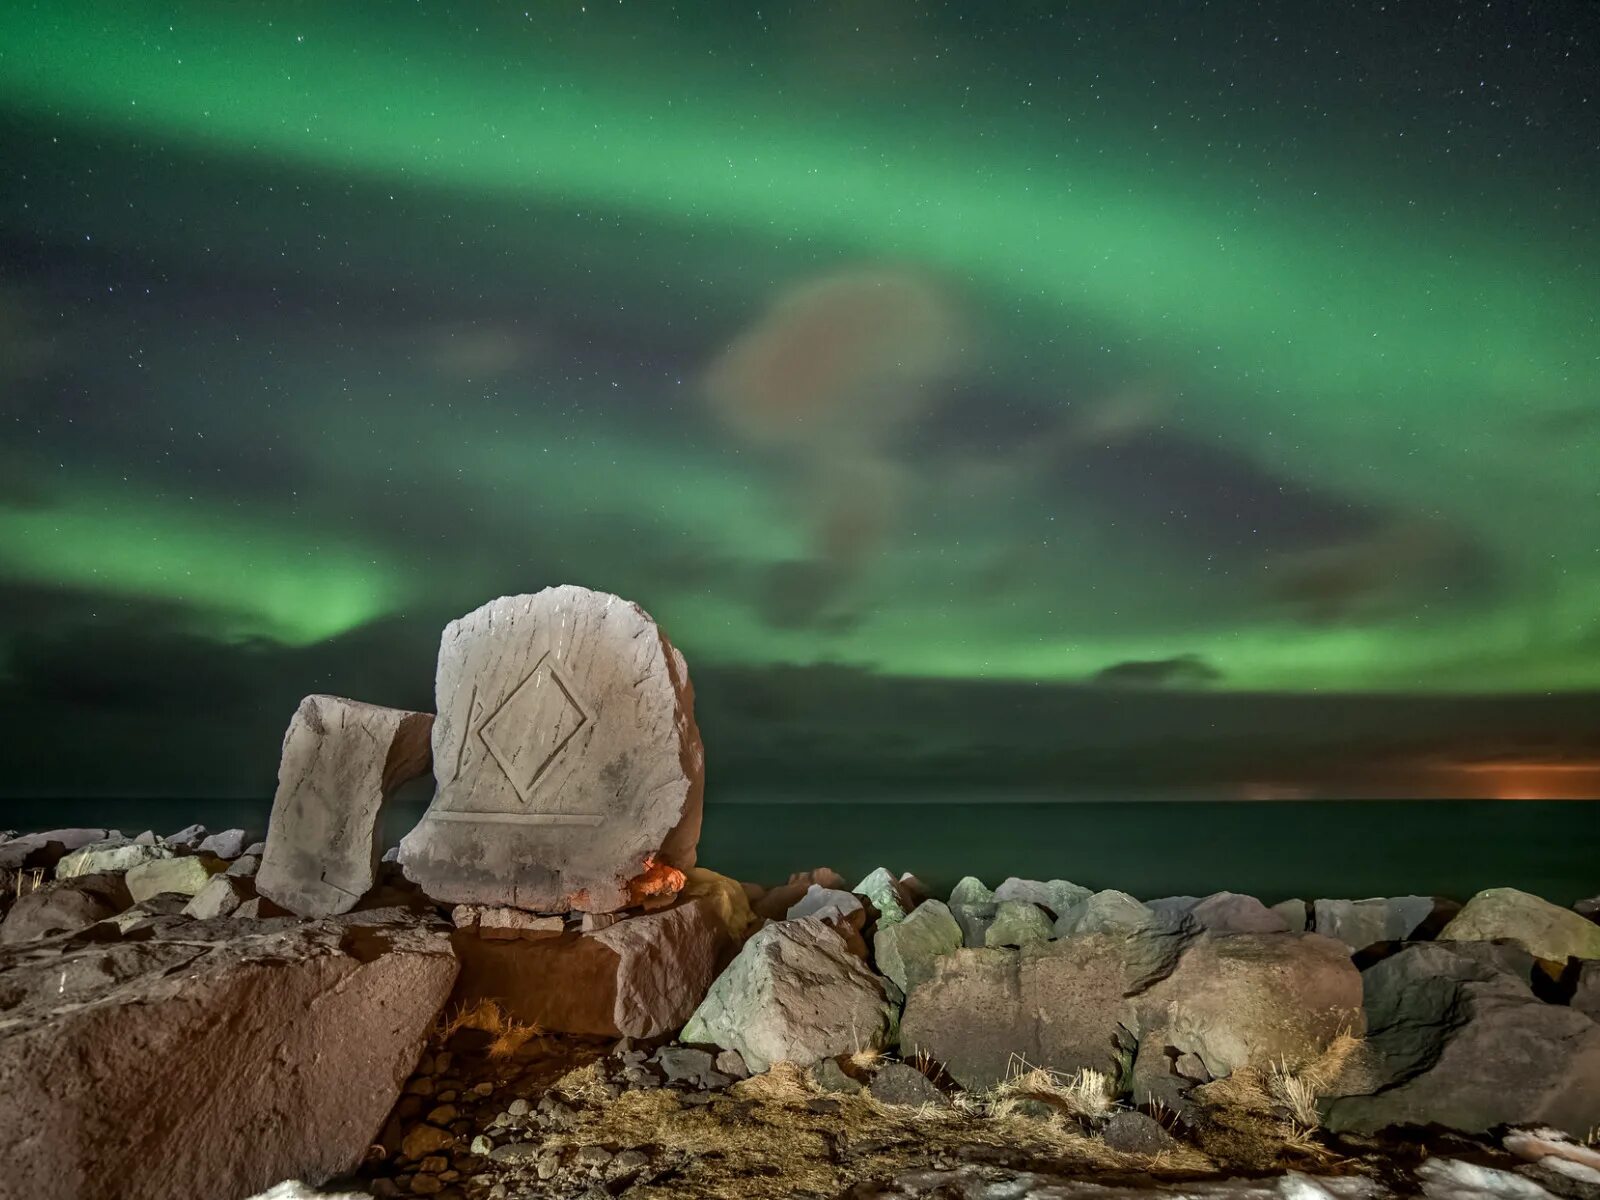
436, 1090, 458, 1103
417, 1156, 448, 1174
406, 1078, 436, 1097
507, 1098, 530, 1116
435, 1052, 453, 1072
611, 1149, 649, 1174
409, 1175, 442, 1196
807, 1097, 842, 1116
536, 1152, 561, 1180
425, 1105, 458, 1125
575, 1145, 612, 1167
469, 1135, 493, 1156
471, 1082, 494, 1097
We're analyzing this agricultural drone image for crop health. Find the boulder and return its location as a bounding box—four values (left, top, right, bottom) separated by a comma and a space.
680, 916, 895, 1072
227, 855, 262, 878
983, 900, 1054, 948
1325, 942, 1600, 1137
1, 873, 132, 944
450, 897, 732, 1038
399, 587, 703, 913
1271, 899, 1309, 932
1440, 887, 1600, 963
874, 898, 963, 995
786, 885, 863, 922
165, 823, 209, 850
1055, 891, 1199, 991
125, 854, 227, 903
680, 868, 760, 942
1135, 932, 1363, 1083
55, 840, 173, 879
197, 828, 256, 859
869, 1062, 944, 1107
0, 829, 119, 872
901, 936, 1149, 1090
902, 930, 1358, 1094
853, 867, 916, 927
949, 876, 994, 907
951, 901, 998, 948
751, 868, 848, 920
0, 910, 457, 1200
257, 695, 434, 919
1187, 892, 1292, 934
181, 874, 256, 920
1572, 960, 1600, 1021
1313, 896, 1442, 952
992, 877, 1092, 919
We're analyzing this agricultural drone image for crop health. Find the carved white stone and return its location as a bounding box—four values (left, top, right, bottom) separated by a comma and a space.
256, 695, 434, 918
398, 586, 703, 912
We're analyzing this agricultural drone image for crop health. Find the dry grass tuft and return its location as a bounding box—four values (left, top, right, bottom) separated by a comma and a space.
437, 999, 542, 1060
848, 1046, 884, 1072
728, 1060, 816, 1105
991, 1059, 1117, 1122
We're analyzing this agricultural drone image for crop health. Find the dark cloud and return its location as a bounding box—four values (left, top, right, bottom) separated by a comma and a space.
1094, 654, 1222, 689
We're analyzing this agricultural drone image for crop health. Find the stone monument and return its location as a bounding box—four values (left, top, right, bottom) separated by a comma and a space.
398, 586, 703, 912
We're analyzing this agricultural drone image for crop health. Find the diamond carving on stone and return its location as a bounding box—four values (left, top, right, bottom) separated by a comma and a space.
477, 652, 590, 802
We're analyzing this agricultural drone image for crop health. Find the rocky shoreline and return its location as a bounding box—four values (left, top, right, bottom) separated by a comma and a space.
2, 587, 1597, 1200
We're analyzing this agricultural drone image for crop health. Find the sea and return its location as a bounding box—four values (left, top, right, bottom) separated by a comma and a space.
4, 792, 1596, 906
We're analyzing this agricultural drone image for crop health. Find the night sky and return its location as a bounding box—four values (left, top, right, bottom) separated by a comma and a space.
2, 2, 1598, 802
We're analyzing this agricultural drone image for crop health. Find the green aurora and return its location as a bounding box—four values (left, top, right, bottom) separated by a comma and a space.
2, 0, 1597, 711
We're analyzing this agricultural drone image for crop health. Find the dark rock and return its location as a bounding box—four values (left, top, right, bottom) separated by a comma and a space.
1, 872, 131, 944
806, 1098, 841, 1116
1100, 1111, 1177, 1155
991, 877, 1091, 919
1187, 892, 1292, 934
1313, 896, 1443, 952
811, 1058, 863, 1094
1572, 960, 1600, 1020
1325, 942, 1600, 1138
714, 1048, 749, 1079
868, 1062, 943, 1107
654, 1046, 715, 1084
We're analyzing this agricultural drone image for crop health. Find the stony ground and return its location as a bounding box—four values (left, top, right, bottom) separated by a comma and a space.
346, 1017, 1596, 1200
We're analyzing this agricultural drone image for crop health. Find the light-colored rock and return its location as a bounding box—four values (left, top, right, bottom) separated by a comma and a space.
680, 916, 895, 1072
165, 823, 208, 850
874, 898, 963, 995
786, 884, 862, 922
450, 905, 564, 939
399, 587, 703, 913
0, 910, 457, 1200
55, 840, 173, 880
984, 900, 1054, 948
1, 873, 132, 944
853, 867, 915, 927
992, 877, 1092, 918
949, 876, 994, 907
1314, 896, 1440, 952
1326, 942, 1600, 1138
581, 912, 622, 932
1440, 887, 1600, 963
197, 828, 255, 859
257, 695, 434, 919
181, 873, 255, 920
125, 854, 227, 903
1271, 899, 1309, 932
450, 897, 731, 1038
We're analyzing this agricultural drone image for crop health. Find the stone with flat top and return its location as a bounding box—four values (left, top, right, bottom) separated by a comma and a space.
399, 586, 703, 913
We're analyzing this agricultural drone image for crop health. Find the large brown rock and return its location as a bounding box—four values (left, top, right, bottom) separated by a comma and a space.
0, 910, 457, 1200
399, 587, 703, 912
449, 897, 732, 1038
0, 872, 132, 944
1325, 942, 1600, 1137
901, 931, 1362, 1093
680, 916, 896, 1072
257, 695, 435, 918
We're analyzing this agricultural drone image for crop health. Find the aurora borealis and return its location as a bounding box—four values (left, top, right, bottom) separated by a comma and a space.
2, 2, 1597, 798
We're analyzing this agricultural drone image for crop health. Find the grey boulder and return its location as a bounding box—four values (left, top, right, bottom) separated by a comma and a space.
786, 885, 864, 922
197, 828, 256, 860
258, 695, 434, 919
983, 900, 1055, 948
874, 898, 963, 995
1325, 942, 1600, 1137
1313, 896, 1442, 952
681, 916, 895, 1072
991, 877, 1091, 919
55, 840, 173, 880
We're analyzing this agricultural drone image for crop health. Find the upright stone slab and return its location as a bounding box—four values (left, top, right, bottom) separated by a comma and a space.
257, 696, 435, 918
399, 587, 704, 912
